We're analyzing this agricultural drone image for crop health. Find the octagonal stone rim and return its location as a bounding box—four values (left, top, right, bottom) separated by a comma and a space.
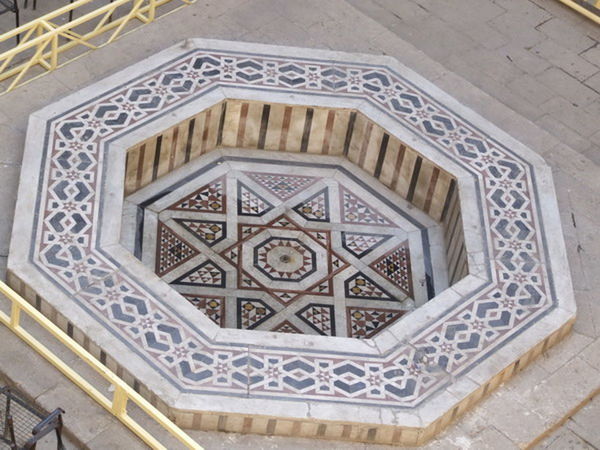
7, 39, 575, 429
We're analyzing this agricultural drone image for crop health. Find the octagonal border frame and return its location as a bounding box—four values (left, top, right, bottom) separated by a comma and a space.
8, 39, 575, 434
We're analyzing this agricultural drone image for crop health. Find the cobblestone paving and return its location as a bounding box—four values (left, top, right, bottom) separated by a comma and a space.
0, 0, 598, 448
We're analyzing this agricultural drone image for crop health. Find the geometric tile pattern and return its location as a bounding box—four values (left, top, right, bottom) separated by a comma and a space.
237, 182, 274, 217
183, 294, 225, 327
347, 306, 405, 339
370, 242, 413, 297
244, 172, 320, 200
237, 298, 275, 329
296, 303, 335, 336
254, 236, 317, 282
175, 218, 226, 247
219, 212, 352, 307
270, 320, 302, 334
340, 186, 395, 226
155, 222, 199, 276
19, 44, 568, 413
172, 260, 226, 288
145, 164, 417, 338
168, 175, 226, 212
344, 271, 397, 301
341, 231, 392, 258
292, 188, 330, 222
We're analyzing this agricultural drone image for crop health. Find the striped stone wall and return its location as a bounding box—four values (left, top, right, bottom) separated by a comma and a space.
124, 99, 468, 285
441, 180, 469, 285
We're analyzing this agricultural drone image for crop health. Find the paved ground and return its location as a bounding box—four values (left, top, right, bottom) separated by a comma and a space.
0, 0, 599, 448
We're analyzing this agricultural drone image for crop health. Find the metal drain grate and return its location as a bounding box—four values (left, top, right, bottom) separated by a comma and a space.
0, 386, 64, 449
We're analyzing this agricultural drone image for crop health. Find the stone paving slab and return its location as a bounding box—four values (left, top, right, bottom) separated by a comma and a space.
351, 0, 599, 159
563, 395, 600, 448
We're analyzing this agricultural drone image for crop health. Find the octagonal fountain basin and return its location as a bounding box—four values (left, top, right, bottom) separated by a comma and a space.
8, 39, 574, 446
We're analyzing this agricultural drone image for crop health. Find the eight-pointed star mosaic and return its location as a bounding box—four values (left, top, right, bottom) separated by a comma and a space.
125, 155, 448, 338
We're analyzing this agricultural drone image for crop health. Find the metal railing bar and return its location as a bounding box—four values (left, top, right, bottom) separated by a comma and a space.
556, 0, 600, 23
0, 280, 202, 449
0, 0, 191, 93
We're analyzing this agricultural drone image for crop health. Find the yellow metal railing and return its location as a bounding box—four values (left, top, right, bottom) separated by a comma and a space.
557, 0, 600, 24
0, 0, 192, 94
0, 280, 202, 449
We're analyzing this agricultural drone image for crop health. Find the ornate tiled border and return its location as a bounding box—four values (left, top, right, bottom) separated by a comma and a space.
8, 40, 574, 435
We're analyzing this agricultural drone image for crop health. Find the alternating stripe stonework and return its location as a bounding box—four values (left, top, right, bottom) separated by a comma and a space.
124, 99, 467, 285
442, 181, 469, 285
9, 40, 574, 446
124, 100, 456, 223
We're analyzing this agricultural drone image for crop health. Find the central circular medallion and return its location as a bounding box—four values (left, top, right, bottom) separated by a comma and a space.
254, 236, 317, 282
266, 245, 303, 272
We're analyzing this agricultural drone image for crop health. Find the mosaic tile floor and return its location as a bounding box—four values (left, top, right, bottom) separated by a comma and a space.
123, 155, 447, 338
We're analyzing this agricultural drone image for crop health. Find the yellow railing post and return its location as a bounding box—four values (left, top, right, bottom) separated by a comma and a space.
148, 0, 157, 22
0, 0, 193, 94
112, 385, 129, 417
9, 302, 20, 328
107, 0, 145, 43
0, 280, 202, 449
50, 33, 59, 70
7, 37, 51, 90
